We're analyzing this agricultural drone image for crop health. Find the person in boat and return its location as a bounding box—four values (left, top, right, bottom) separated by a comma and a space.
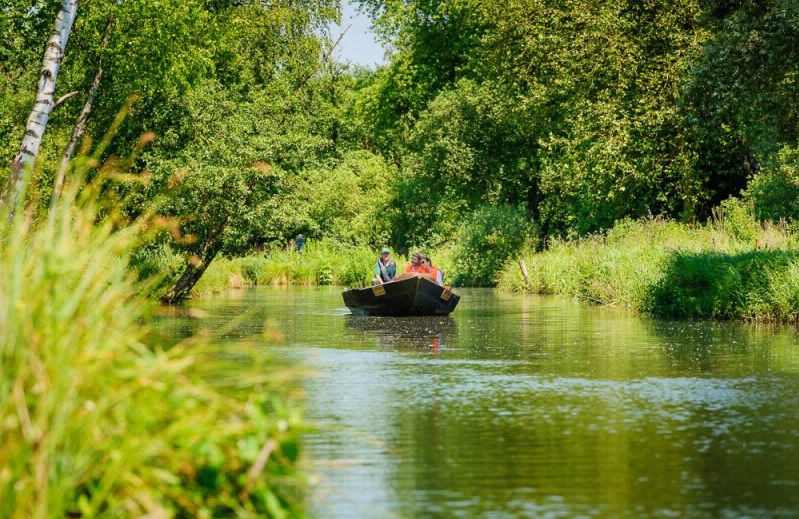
404, 251, 424, 273
372, 247, 397, 285
419, 255, 443, 285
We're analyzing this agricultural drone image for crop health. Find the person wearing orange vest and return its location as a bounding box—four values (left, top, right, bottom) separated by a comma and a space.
419, 255, 443, 285
405, 251, 424, 273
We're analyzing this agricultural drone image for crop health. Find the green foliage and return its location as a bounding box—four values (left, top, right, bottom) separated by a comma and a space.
354, 0, 488, 159
239, 255, 270, 285
499, 215, 799, 321
0, 2, 59, 168
0, 177, 305, 517
712, 197, 759, 244
280, 150, 398, 247
452, 204, 534, 287
358, 0, 708, 242
680, 0, 799, 215
129, 240, 185, 295
745, 146, 799, 222
482, 0, 703, 235
646, 250, 799, 320
2, 0, 347, 295
396, 78, 538, 243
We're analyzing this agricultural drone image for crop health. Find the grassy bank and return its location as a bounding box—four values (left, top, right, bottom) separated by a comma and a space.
190, 241, 377, 298
164, 209, 799, 323
0, 180, 305, 517
497, 215, 799, 321
186, 242, 459, 298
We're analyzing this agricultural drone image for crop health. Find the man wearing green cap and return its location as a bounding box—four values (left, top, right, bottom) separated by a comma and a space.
373, 247, 397, 285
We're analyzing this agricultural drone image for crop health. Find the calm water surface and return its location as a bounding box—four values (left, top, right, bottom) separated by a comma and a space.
157, 286, 799, 518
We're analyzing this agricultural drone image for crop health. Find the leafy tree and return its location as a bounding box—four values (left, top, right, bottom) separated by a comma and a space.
745, 146, 799, 223
353, 0, 489, 159
23, 0, 340, 300
147, 62, 345, 301
279, 150, 397, 247
0, 1, 60, 167
681, 0, 799, 217
398, 78, 539, 244
474, 0, 705, 235
356, 0, 707, 243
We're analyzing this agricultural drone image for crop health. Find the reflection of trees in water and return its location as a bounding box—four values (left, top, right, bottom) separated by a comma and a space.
345, 315, 458, 352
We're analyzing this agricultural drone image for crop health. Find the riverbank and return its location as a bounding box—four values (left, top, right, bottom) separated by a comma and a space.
187, 241, 459, 298
496, 215, 799, 322
180, 211, 799, 322
190, 241, 378, 297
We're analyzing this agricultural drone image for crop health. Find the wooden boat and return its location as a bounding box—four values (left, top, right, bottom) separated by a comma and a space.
342, 273, 460, 316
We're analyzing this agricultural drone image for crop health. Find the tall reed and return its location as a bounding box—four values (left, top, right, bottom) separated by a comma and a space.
498, 216, 799, 321
0, 175, 304, 517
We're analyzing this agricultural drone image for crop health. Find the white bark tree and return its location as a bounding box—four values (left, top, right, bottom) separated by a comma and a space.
2, 0, 79, 212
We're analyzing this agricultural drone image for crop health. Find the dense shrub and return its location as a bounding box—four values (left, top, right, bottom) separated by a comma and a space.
645, 250, 799, 320
129, 240, 184, 295
452, 204, 535, 287
713, 197, 759, 244
288, 150, 397, 248
746, 146, 799, 223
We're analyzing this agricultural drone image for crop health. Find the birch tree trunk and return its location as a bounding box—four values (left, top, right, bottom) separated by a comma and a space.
2, 0, 79, 212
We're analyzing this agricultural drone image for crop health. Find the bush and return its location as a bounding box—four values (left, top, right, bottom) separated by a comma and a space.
713, 197, 759, 244
746, 146, 799, 222
129, 240, 184, 296
452, 204, 535, 286
291, 150, 397, 248
239, 255, 268, 284
645, 250, 799, 320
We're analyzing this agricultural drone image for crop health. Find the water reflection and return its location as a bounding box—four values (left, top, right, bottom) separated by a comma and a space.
150, 286, 799, 518
345, 315, 458, 353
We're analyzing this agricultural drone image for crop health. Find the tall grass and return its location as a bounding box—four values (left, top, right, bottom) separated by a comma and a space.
184, 241, 383, 296
234, 243, 461, 292
255, 240, 377, 287
0, 176, 305, 517
498, 215, 799, 321
497, 218, 712, 305
229, 242, 459, 291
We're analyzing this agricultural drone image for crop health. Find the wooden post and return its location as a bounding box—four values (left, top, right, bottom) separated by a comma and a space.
518, 259, 530, 285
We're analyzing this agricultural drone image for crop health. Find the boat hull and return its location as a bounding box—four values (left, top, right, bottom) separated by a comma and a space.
342, 274, 460, 316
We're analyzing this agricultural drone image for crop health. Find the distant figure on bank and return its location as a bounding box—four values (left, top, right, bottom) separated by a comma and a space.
405, 251, 424, 273
295, 234, 305, 253
420, 255, 443, 285
373, 247, 397, 285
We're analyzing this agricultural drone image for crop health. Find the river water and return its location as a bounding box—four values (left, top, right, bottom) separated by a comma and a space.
156, 286, 799, 518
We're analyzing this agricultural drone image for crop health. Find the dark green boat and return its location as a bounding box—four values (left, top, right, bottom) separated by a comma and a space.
342, 273, 460, 316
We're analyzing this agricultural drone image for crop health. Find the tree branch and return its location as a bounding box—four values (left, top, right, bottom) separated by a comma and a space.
54, 91, 79, 108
